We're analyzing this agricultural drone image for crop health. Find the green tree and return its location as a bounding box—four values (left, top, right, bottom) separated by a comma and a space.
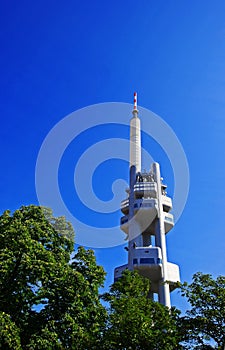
0, 205, 106, 349
41, 206, 75, 243
179, 272, 225, 349
0, 312, 21, 349
102, 269, 182, 350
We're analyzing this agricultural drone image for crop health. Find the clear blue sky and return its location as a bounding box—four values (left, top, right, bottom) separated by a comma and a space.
1, 1, 225, 309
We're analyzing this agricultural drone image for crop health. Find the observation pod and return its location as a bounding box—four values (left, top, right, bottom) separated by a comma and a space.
114, 93, 180, 308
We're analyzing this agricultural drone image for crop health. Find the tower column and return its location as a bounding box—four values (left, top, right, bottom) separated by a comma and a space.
153, 162, 171, 308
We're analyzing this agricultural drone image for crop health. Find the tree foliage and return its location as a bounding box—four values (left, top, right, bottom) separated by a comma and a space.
0, 312, 21, 349
41, 206, 75, 243
179, 272, 225, 349
2, 205, 225, 349
102, 269, 182, 350
0, 205, 106, 349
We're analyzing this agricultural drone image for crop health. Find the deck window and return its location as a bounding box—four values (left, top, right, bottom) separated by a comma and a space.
140, 258, 155, 264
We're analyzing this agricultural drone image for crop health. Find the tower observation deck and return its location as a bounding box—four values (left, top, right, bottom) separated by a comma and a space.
114, 93, 180, 308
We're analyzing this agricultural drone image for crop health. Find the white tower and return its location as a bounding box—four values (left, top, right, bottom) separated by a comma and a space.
114, 93, 180, 308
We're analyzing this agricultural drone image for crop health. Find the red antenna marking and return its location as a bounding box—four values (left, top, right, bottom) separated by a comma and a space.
133, 92, 137, 110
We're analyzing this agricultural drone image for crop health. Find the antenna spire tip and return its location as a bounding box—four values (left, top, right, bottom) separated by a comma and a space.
133, 91, 138, 111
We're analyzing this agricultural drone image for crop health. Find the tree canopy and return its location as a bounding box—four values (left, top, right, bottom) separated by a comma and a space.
0, 205, 106, 349
1, 205, 225, 349
179, 272, 225, 350
102, 269, 182, 350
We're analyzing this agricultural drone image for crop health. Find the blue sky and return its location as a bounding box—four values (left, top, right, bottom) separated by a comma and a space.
1, 1, 225, 309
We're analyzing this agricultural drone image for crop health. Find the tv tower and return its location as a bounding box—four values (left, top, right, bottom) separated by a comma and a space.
114, 93, 180, 308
